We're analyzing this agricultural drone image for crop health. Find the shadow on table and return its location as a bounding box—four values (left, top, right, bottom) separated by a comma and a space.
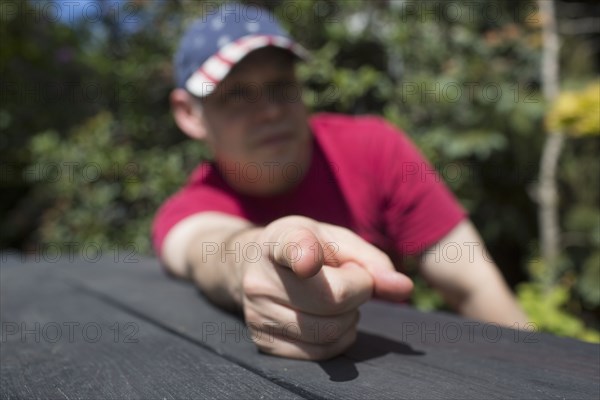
318, 331, 424, 382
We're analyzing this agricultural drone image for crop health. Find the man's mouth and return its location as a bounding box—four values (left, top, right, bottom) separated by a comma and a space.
256, 130, 294, 146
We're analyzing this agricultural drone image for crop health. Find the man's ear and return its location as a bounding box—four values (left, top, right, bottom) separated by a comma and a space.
170, 88, 208, 140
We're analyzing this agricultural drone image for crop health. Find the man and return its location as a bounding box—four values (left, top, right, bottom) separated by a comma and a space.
153, 3, 529, 360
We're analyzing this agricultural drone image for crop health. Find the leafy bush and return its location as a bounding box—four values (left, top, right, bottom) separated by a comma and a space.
517, 281, 600, 342
27, 112, 207, 255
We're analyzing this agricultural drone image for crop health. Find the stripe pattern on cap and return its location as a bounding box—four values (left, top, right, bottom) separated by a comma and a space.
185, 34, 308, 97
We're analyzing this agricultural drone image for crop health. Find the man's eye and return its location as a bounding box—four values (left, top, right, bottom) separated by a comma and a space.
225, 88, 255, 100
226, 92, 242, 100
270, 82, 301, 98
220, 92, 244, 104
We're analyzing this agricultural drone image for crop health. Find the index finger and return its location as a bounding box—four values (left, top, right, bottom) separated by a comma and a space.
263, 224, 324, 279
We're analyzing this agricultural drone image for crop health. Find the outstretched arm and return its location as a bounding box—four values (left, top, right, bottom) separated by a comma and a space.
418, 219, 530, 328
159, 213, 413, 359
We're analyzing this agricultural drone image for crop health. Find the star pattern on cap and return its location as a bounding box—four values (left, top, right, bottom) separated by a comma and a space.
211, 18, 224, 31
178, 4, 309, 97
245, 22, 260, 33
217, 35, 231, 47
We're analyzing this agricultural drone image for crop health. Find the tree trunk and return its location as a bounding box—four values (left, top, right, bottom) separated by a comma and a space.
537, 0, 564, 268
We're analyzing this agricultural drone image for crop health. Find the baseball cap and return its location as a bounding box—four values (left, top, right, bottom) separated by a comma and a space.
174, 2, 310, 97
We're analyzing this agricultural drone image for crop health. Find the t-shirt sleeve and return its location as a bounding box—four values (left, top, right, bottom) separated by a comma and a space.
151, 175, 243, 257
376, 120, 468, 256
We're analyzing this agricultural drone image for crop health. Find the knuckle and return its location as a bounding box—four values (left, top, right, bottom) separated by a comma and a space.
241, 269, 269, 297
339, 226, 353, 236
281, 215, 314, 226
376, 248, 393, 263
318, 280, 349, 314
321, 321, 344, 343
243, 306, 259, 324
254, 338, 276, 353
331, 280, 350, 305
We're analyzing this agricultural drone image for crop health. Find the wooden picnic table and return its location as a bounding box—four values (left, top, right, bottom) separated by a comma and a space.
1, 256, 599, 399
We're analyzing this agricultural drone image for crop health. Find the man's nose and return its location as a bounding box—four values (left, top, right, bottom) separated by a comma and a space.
253, 88, 285, 119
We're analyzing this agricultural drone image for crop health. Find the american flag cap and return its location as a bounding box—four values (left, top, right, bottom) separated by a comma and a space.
174, 2, 310, 97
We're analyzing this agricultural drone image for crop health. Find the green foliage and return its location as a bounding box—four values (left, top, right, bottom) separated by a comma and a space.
410, 276, 445, 312
578, 252, 600, 308
517, 281, 600, 343
516, 252, 600, 342
27, 112, 207, 254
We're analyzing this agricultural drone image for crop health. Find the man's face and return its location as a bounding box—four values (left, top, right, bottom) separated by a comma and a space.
198, 47, 311, 195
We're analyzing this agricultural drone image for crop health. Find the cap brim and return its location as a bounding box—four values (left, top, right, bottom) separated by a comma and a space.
185, 34, 309, 98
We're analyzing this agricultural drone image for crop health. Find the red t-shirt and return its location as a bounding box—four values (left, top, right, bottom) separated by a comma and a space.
152, 113, 466, 263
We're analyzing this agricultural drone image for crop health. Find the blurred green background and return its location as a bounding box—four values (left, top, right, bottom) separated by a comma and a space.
1, 0, 598, 341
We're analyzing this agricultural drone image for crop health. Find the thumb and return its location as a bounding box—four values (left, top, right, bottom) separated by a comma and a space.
319, 225, 413, 302
268, 226, 324, 279
363, 263, 414, 302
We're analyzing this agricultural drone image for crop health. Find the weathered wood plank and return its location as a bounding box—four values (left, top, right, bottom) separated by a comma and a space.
59, 257, 600, 399
0, 262, 305, 400
5, 257, 599, 399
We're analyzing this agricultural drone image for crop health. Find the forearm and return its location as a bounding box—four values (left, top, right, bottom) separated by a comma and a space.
451, 275, 530, 329
423, 259, 529, 328
419, 220, 531, 330
186, 225, 263, 312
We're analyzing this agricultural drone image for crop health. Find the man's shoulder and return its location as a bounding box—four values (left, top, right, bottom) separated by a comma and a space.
308, 112, 408, 154
309, 112, 398, 133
